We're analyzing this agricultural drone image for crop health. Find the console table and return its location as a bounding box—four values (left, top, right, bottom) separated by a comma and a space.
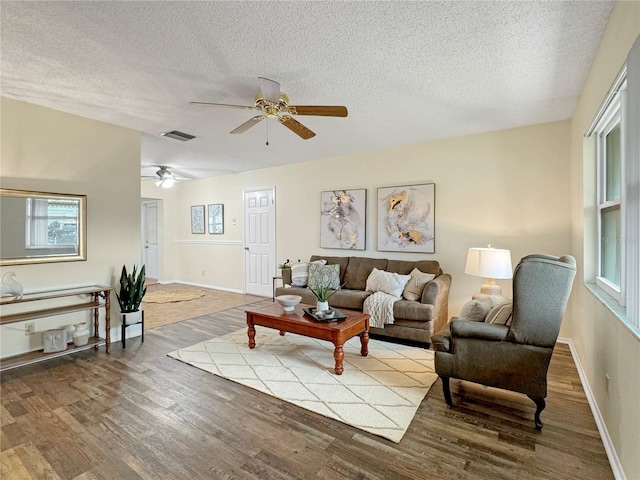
0, 285, 112, 372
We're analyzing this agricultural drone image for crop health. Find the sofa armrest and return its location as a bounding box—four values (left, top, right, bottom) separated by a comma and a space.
421, 273, 451, 335
431, 324, 451, 352
450, 319, 509, 341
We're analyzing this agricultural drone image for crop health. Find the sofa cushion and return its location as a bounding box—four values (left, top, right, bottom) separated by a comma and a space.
402, 268, 436, 301
275, 286, 317, 306
486, 300, 513, 325
328, 289, 372, 310
365, 268, 411, 297
344, 257, 388, 290
310, 255, 350, 283
458, 298, 493, 322
387, 259, 441, 276
308, 263, 341, 290
392, 300, 435, 322
290, 259, 326, 287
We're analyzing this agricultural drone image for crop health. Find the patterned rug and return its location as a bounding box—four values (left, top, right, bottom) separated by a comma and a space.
143, 289, 205, 304
168, 327, 437, 442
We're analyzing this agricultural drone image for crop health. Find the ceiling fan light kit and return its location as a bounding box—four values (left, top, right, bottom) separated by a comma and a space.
191, 77, 348, 141
143, 166, 189, 188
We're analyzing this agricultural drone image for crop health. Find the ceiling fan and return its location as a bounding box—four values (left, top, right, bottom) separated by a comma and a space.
142, 166, 190, 188
190, 77, 348, 140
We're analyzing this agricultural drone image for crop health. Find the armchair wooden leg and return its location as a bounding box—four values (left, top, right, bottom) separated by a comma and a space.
441, 376, 453, 406
527, 395, 546, 430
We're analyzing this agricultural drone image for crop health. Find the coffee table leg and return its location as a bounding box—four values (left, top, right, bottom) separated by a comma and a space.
360, 331, 369, 357
279, 330, 285, 336
333, 344, 344, 375
247, 315, 256, 349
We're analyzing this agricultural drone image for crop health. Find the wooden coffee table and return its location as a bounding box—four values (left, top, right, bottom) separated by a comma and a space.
245, 303, 370, 375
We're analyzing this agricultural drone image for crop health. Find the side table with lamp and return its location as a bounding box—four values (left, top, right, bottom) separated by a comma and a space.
465, 245, 513, 306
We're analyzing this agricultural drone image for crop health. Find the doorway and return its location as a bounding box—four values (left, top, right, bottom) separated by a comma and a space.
243, 188, 276, 297
142, 200, 159, 282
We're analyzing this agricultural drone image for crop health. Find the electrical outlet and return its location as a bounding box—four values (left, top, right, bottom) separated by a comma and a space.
25, 322, 35, 336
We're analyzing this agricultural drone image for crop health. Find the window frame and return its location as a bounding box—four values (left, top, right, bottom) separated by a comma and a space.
595, 93, 625, 303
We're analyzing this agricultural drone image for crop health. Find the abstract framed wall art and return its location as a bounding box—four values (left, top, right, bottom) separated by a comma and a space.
208, 203, 224, 234
191, 205, 205, 234
320, 189, 367, 250
377, 183, 435, 253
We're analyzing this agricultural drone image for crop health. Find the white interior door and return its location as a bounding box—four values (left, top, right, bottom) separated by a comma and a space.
244, 188, 276, 297
142, 201, 159, 280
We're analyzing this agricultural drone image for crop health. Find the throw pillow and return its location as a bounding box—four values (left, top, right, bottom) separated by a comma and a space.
308, 263, 341, 290
365, 268, 412, 298
402, 268, 436, 301
290, 259, 326, 287
459, 298, 493, 322
486, 300, 513, 325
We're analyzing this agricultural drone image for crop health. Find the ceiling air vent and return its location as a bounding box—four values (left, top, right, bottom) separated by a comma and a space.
160, 130, 196, 141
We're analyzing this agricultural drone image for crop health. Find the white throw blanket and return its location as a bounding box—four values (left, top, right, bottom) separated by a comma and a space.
364, 291, 400, 328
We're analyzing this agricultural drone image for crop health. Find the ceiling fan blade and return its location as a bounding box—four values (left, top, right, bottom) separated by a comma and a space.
258, 77, 281, 104
230, 115, 266, 134
190, 101, 257, 110
287, 105, 348, 117
278, 115, 316, 140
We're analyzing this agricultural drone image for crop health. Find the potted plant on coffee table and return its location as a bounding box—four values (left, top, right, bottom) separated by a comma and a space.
309, 282, 341, 312
116, 264, 147, 325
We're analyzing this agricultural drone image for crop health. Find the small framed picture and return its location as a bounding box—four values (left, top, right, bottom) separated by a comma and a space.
191, 205, 205, 234
208, 203, 224, 234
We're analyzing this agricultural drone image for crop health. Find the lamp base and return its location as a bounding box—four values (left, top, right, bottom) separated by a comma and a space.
472, 278, 509, 306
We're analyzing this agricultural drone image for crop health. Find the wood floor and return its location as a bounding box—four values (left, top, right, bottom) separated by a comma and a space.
1, 301, 613, 479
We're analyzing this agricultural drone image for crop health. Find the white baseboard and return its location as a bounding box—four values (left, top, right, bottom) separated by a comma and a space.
556, 337, 625, 480
175, 280, 248, 294
156, 280, 250, 295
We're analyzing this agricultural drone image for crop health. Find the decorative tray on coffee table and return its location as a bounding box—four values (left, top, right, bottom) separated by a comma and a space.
303, 307, 347, 323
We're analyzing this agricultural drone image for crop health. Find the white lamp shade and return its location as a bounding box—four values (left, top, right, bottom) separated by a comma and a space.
465, 247, 513, 279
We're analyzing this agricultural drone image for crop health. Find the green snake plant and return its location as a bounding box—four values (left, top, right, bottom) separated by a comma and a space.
116, 264, 147, 313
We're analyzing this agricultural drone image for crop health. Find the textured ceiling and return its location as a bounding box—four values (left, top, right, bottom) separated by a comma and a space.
1, 1, 615, 180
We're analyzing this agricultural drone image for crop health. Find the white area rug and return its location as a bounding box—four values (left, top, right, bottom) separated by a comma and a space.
168, 327, 437, 442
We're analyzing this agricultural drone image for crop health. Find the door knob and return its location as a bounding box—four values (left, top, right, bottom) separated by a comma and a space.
245, 247, 249, 251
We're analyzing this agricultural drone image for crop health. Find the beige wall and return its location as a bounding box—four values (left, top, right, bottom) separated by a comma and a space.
0, 97, 142, 357
569, 2, 640, 478
156, 120, 571, 321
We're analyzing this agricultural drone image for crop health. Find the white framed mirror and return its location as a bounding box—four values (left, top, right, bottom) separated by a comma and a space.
0, 189, 87, 266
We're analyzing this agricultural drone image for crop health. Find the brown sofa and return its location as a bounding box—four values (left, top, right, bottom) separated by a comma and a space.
275, 255, 451, 347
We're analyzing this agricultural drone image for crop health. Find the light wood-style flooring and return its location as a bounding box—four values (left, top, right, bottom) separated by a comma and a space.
1, 300, 613, 479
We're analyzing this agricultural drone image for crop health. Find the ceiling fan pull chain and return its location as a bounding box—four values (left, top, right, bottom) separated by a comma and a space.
266, 117, 269, 146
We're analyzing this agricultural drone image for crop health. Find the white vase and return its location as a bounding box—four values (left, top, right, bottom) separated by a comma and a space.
66, 324, 76, 344
123, 310, 143, 325
73, 322, 90, 347
316, 301, 329, 312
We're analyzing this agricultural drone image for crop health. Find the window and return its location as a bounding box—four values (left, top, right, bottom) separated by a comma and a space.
595, 91, 624, 302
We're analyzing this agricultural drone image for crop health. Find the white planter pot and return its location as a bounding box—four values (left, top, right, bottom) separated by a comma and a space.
73, 322, 90, 347
123, 310, 143, 325
316, 301, 329, 312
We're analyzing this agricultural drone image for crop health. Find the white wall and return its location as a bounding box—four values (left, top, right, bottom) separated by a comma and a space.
155, 120, 571, 322
568, 2, 640, 478
0, 97, 142, 357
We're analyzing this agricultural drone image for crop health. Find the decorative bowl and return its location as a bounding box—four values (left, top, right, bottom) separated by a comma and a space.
276, 295, 302, 312
315, 309, 335, 320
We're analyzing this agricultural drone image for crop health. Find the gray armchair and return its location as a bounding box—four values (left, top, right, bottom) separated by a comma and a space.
432, 254, 576, 429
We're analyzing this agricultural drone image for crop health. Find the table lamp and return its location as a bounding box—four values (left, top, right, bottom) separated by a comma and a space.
465, 246, 513, 305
